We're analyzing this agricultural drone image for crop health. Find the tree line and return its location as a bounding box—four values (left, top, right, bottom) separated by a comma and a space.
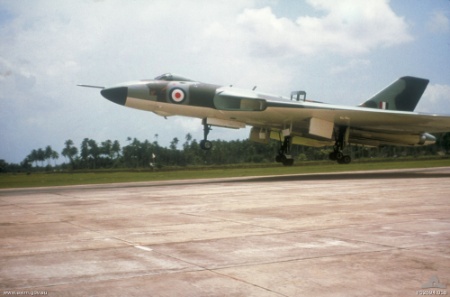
1, 132, 450, 172
53, 135, 281, 169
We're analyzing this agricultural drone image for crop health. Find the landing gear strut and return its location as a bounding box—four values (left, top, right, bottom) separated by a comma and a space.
200, 118, 212, 150
275, 134, 294, 166
329, 127, 351, 164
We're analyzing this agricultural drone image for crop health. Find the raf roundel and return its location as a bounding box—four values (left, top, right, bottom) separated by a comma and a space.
170, 88, 186, 103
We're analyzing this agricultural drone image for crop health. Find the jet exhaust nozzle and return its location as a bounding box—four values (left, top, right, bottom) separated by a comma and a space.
419, 133, 436, 145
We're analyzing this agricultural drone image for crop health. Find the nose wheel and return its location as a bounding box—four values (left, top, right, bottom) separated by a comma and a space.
200, 119, 213, 151
200, 139, 212, 150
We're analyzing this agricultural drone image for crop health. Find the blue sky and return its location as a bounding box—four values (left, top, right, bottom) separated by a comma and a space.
1, 0, 449, 164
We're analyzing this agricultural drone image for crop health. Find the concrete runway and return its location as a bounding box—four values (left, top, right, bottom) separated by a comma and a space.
1, 167, 450, 296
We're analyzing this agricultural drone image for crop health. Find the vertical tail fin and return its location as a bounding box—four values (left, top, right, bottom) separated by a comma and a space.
359, 76, 429, 112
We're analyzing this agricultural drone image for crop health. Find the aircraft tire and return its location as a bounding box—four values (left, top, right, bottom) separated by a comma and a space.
337, 155, 351, 164
342, 155, 351, 164
200, 140, 212, 150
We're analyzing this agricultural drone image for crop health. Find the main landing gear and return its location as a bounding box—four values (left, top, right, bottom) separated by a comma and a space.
200, 118, 213, 150
275, 135, 294, 166
329, 127, 352, 164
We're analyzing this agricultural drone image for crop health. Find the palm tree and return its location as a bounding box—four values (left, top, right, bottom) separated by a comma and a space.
62, 139, 78, 169
51, 150, 59, 166
170, 137, 179, 150
45, 145, 53, 165
36, 148, 45, 167
111, 140, 121, 160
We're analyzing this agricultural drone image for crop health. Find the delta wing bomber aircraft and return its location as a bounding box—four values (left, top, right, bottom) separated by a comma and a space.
79, 73, 450, 166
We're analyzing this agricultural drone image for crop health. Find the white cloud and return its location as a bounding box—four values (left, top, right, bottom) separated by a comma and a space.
427, 11, 450, 34
173, 117, 202, 134
329, 59, 371, 75
418, 84, 450, 114
234, 0, 413, 57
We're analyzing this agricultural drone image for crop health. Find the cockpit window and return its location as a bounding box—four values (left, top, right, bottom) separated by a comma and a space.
154, 73, 193, 82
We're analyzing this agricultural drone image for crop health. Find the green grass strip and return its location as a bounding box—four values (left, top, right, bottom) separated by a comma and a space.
1, 158, 450, 189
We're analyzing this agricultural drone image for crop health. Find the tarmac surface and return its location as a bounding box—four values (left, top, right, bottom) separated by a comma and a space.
1, 167, 450, 296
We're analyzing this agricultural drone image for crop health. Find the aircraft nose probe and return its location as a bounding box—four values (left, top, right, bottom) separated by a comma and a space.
77, 84, 128, 106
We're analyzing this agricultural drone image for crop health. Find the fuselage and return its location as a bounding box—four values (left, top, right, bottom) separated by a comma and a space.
100, 73, 438, 148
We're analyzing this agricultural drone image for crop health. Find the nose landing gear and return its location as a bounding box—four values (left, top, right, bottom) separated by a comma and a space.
200, 118, 213, 150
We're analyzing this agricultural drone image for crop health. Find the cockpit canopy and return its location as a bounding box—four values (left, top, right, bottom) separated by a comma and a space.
154, 73, 193, 82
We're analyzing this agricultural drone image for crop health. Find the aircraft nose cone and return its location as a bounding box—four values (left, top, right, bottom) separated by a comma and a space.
101, 87, 128, 105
